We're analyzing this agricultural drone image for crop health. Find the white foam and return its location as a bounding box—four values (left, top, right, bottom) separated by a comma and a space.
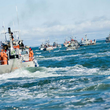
0, 69, 31, 80
98, 68, 110, 75
81, 51, 110, 59
54, 50, 60, 53
35, 55, 44, 58
56, 65, 99, 76
0, 65, 101, 82
39, 54, 81, 61
2, 87, 35, 101
35, 52, 41, 54
35, 50, 39, 52
0, 67, 61, 81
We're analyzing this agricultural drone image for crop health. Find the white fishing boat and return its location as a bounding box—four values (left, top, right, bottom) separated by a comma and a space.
0, 27, 38, 74
43, 40, 53, 51
80, 35, 96, 46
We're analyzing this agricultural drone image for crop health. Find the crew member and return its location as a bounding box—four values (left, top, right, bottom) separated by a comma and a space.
0, 49, 3, 65
2, 50, 8, 65
29, 48, 34, 61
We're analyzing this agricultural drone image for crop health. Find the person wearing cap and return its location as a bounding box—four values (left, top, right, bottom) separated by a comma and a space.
29, 48, 34, 61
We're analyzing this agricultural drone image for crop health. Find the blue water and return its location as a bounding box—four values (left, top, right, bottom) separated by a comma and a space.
1, 40, 110, 110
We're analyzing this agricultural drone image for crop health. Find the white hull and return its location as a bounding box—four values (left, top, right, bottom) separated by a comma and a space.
67, 46, 76, 50
39, 47, 44, 50
64, 44, 69, 47
0, 58, 37, 74
80, 42, 96, 46
44, 47, 53, 51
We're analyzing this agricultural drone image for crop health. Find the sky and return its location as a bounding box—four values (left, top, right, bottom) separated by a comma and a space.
0, 0, 110, 46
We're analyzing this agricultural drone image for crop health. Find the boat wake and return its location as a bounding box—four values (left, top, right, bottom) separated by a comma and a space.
1, 64, 109, 81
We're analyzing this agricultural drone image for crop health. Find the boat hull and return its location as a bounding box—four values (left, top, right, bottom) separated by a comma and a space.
67, 46, 76, 50
0, 59, 36, 74
43, 47, 53, 51
39, 47, 44, 50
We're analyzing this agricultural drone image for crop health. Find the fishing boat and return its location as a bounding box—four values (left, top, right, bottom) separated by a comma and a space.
80, 35, 96, 46
0, 27, 38, 74
63, 39, 70, 47
39, 43, 45, 50
53, 42, 61, 49
106, 34, 110, 42
43, 40, 53, 51
66, 38, 80, 50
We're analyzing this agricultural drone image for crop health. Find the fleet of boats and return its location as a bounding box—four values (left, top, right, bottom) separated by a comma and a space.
39, 35, 97, 51
0, 25, 109, 74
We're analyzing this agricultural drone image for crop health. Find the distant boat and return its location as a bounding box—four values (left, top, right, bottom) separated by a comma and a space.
66, 38, 80, 50
43, 40, 53, 51
80, 35, 96, 46
53, 42, 61, 49
106, 34, 110, 42
39, 40, 53, 51
63, 39, 70, 47
39, 43, 45, 50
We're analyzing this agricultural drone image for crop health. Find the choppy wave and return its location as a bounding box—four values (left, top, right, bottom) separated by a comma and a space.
0, 64, 110, 109
0, 64, 108, 81
37, 54, 82, 61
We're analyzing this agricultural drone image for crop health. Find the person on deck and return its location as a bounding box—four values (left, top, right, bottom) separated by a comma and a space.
0, 49, 3, 65
29, 48, 34, 61
2, 50, 8, 65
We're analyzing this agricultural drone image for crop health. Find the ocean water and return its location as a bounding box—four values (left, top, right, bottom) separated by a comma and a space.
0, 40, 110, 110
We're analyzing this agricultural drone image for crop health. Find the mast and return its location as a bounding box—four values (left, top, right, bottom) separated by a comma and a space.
85, 34, 87, 42
8, 27, 14, 54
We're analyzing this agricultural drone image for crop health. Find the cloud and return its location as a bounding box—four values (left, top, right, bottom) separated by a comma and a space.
43, 21, 62, 27
92, 16, 108, 22
30, 17, 110, 35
